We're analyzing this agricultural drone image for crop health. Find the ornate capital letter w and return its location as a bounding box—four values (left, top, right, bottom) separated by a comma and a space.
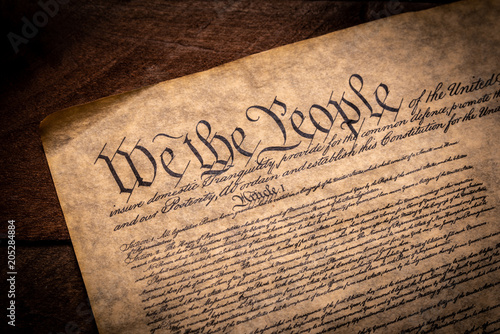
95, 138, 157, 195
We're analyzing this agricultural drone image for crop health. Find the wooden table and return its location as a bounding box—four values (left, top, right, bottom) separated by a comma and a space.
0, 1, 453, 332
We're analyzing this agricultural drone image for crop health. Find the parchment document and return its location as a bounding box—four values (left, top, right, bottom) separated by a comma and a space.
41, 0, 500, 333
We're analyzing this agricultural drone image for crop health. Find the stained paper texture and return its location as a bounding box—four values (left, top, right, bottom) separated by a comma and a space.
41, 0, 500, 333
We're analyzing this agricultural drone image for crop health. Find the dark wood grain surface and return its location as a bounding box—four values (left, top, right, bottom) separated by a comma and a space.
0, 1, 455, 332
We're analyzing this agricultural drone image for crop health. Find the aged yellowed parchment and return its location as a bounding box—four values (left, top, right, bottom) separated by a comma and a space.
41, 0, 499, 333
